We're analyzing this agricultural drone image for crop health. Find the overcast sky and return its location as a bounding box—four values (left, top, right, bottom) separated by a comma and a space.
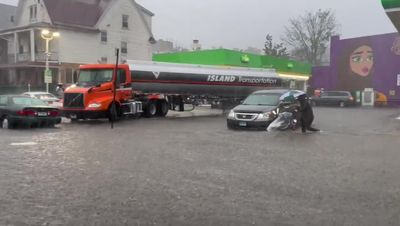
1, 0, 397, 50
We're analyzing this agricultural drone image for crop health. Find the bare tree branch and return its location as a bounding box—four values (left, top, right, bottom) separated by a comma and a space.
282, 9, 339, 65
263, 34, 289, 57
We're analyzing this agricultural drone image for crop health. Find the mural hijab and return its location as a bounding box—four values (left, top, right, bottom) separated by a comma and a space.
337, 39, 374, 92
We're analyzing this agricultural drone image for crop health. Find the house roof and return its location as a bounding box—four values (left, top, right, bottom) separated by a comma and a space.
135, 2, 155, 16
43, 0, 105, 27
42, 0, 153, 28
0, 3, 17, 30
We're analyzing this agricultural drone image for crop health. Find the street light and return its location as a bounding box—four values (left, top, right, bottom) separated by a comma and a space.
41, 29, 60, 93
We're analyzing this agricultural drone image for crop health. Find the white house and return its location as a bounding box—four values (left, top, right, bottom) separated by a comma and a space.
0, 0, 155, 92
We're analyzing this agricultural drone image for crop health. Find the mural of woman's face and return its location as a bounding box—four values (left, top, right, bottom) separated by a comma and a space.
349, 45, 374, 77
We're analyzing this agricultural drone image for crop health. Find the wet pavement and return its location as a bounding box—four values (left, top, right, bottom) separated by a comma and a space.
1, 107, 400, 225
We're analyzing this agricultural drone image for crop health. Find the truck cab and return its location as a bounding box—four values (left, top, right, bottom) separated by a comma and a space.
62, 64, 142, 120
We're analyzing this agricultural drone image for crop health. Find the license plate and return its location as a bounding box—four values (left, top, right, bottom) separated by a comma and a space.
239, 121, 247, 127
69, 114, 77, 119
37, 112, 48, 117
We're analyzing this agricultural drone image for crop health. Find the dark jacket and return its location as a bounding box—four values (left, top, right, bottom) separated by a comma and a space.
298, 94, 314, 128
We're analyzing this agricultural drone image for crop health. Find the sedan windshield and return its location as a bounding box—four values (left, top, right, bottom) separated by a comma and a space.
242, 94, 280, 106
12, 97, 47, 106
78, 69, 113, 86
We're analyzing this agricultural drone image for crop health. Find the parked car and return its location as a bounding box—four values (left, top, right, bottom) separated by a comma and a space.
227, 89, 303, 130
0, 95, 62, 129
310, 91, 355, 107
22, 92, 62, 107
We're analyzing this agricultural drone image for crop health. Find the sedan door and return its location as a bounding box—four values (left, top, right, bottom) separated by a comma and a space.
318, 93, 330, 106
0, 96, 10, 115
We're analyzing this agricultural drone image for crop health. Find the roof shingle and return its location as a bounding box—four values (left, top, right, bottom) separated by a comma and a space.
43, 0, 104, 27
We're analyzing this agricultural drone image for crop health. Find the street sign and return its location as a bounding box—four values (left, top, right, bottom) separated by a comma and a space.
44, 69, 52, 83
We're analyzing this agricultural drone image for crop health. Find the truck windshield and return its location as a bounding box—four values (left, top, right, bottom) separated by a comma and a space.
77, 69, 114, 87
242, 94, 280, 106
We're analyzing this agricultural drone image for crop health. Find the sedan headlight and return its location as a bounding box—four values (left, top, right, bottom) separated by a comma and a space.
88, 103, 102, 108
228, 110, 235, 119
256, 111, 277, 121
256, 112, 270, 121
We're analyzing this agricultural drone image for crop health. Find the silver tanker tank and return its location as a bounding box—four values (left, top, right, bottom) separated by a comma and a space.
127, 60, 283, 98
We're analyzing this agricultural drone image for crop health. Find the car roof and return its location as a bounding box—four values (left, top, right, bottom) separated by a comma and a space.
252, 89, 296, 95
323, 90, 350, 93
323, 91, 351, 94
23, 92, 52, 95
0, 95, 34, 98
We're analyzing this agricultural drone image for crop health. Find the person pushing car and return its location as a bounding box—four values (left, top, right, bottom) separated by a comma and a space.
297, 94, 319, 133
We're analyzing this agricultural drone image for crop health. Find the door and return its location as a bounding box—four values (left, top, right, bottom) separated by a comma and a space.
319, 92, 330, 106
0, 96, 9, 115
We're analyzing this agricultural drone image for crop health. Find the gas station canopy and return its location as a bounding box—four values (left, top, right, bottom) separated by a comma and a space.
382, 0, 400, 32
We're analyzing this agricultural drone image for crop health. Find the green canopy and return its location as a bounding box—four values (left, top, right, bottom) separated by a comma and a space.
382, 0, 400, 9
382, 0, 400, 32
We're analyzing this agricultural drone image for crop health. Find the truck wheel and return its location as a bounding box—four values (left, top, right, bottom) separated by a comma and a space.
144, 101, 157, 118
157, 101, 169, 117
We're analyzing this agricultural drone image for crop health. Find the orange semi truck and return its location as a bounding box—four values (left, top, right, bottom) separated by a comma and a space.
61, 61, 283, 121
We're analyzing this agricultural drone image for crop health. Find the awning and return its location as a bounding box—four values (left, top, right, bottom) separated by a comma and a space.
278, 73, 310, 81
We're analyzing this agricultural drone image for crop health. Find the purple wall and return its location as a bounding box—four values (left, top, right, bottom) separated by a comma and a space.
311, 33, 400, 102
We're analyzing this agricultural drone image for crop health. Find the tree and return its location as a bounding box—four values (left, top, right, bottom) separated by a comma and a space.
263, 34, 289, 57
283, 9, 339, 65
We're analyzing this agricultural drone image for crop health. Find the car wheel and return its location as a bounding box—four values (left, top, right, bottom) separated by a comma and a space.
47, 122, 56, 128
1, 116, 12, 129
339, 101, 345, 107
227, 123, 236, 130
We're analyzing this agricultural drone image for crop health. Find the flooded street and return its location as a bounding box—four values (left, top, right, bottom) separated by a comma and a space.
1, 108, 400, 225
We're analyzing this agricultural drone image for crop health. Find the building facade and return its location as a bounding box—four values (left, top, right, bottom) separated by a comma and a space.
311, 33, 400, 104
0, 0, 155, 94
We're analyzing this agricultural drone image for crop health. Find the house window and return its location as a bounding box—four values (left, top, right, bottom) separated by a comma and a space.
10, 16, 14, 22
100, 31, 107, 43
121, 42, 127, 54
122, 15, 129, 29
101, 57, 107, 63
19, 45, 24, 54
29, 5, 37, 21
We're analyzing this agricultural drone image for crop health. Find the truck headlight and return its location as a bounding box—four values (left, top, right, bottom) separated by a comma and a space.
88, 103, 102, 108
228, 110, 235, 119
